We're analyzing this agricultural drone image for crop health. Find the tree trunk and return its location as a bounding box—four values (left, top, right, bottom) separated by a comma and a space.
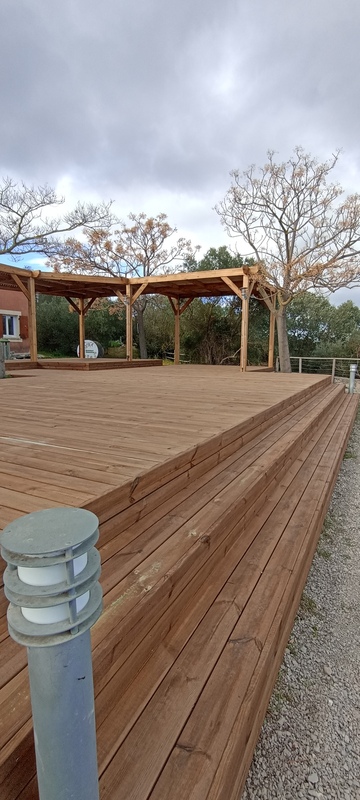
136, 307, 148, 359
276, 305, 292, 372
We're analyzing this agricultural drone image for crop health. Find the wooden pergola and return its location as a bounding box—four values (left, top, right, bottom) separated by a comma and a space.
0, 262, 276, 370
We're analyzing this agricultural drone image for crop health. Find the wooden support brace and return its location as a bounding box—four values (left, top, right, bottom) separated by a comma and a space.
257, 285, 276, 314
221, 276, 244, 302
131, 283, 147, 305
11, 274, 30, 301
66, 296, 81, 314
115, 290, 127, 306
179, 297, 194, 316
84, 298, 96, 314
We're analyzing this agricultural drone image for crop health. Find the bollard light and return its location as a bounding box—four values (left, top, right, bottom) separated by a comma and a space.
349, 363, 357, 395
1, 507, 103, 800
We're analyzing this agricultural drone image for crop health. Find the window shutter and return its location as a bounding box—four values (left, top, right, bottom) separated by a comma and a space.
0, 316, 3, 337
19, 315, 29, 339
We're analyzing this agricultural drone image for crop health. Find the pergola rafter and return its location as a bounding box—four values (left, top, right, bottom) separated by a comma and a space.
0, 263, 275, 370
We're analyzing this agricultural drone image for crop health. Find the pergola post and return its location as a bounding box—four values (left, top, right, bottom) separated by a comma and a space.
126, 284, 133, 361
174, 299, 180, 365
28, 277, 38, 362
169, 297, 193, 365
240, 275, 249, 373
78, 298, 85, 359
268, 310, 276, 369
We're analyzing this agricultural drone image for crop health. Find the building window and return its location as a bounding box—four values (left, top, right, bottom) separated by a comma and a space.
2, 314, 20, 338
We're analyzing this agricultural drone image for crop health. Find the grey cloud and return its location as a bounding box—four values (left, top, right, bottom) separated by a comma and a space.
1, 0, 360, 258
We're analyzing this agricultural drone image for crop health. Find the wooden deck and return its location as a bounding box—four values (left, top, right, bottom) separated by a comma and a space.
0, 366, 358, 798
0, 366, 330, 528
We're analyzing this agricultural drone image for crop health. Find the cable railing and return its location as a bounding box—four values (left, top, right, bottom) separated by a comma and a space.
289, 356, 360, 382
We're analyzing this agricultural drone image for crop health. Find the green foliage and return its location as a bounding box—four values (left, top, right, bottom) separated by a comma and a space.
37, 296, 78, 356
85, 303, 125, 348
286, 294, 333, 356
37, 296, 125, 356
298, 593, 318, 618
143, 297, 174, 358
186, 245, 253, 272
286, 293, 360, 358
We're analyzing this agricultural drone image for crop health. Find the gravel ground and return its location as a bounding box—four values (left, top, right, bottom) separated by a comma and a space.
242, 414, 360, 800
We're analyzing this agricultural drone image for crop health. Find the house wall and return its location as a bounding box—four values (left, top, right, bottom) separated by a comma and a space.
0, 288, 30, 354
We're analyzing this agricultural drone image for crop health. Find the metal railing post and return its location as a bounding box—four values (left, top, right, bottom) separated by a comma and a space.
0, 507, 102, 800
349, 364, 357, 394
331, 358, 336, 384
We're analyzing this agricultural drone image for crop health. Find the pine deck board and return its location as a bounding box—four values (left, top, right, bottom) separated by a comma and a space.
0, 368, 356, 800
0, 367, 330, 530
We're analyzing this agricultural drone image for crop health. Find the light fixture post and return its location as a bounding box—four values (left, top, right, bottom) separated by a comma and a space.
349, 363, 357, 394
0, 507, 102, 800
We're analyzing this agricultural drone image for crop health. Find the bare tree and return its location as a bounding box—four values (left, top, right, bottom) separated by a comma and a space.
49, 212, 199, 358
216, 147, 360, 371
0, 176, 113, 257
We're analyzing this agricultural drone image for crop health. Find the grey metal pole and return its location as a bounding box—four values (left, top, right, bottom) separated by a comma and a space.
349, 363, 357, 394
0, 507, 102, 800
331, 358, 336, 384
0, 341, 5, 378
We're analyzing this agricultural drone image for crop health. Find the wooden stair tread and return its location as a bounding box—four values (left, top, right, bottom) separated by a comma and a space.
95, 394, 357, 800
0, 381, 357, 800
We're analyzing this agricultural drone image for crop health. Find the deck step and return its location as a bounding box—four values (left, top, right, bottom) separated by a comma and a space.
0, 382, 357, 799
90, 384, 344, 697
97, 393, 358, 800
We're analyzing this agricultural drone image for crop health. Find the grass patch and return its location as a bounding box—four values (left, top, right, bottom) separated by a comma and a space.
344, 450, 356, 459
286, 638, 298, 657
317, 546, 332, 560
268, 668, 295, 715
298, 592, 318, 619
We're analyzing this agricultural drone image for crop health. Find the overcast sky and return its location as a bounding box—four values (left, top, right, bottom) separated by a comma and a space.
1, 0, 360, 304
